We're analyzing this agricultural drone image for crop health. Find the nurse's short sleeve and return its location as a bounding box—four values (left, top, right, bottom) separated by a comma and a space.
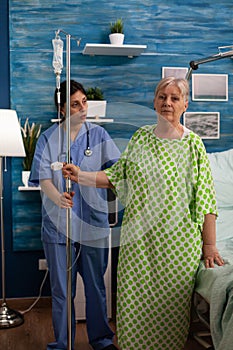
29, 133, 53, 185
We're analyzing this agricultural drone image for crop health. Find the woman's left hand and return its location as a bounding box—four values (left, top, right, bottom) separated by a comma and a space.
202, 243, 225, 268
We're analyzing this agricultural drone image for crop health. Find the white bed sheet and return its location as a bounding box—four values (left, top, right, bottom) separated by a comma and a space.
195, 149, 233, 302
194, 149, 233, 350
195, 242, 233, 303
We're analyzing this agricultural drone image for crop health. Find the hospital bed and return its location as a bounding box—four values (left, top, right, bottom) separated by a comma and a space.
193, 148, 233, 350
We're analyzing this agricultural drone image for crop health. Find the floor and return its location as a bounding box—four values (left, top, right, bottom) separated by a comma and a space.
0, 297, 213, 350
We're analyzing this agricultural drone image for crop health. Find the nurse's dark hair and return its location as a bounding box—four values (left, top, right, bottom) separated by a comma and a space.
54, 80, 87, 110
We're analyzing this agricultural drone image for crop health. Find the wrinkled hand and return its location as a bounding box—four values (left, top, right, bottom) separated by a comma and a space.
62, 163, 80, 183
58, 191, 75, 208
202, 244, 225, 268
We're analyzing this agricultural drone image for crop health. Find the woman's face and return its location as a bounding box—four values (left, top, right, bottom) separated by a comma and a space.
153, 84, 188, 125
61, 90, 88, 123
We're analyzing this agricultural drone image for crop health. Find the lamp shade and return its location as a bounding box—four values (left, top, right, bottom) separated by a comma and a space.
0, 109, 26, 157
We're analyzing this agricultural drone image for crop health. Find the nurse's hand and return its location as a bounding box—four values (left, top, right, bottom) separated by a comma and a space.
62, 163, 80, 183
59, 191, 75, 208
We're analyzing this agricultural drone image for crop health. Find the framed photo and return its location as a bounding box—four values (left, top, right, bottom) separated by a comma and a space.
183, 112, 220, 139
162, 67, 188, 79
192, 74, 228, 101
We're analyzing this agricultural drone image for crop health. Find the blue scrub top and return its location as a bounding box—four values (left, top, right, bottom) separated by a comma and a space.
29, 121, 120, 244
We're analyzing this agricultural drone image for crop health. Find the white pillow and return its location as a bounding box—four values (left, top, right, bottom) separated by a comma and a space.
216, 207, 233, 241
208, 149, 233, 208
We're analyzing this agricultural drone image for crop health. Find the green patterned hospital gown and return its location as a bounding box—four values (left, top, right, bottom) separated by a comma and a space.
105, 125, 217, 350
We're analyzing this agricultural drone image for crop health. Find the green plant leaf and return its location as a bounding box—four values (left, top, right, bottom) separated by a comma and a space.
86, 87, 104, 100
110, 18, 124, 34
20, 118, 42, 171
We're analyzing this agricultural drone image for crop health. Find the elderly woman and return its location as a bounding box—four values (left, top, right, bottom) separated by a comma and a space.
63, 77, 224, 350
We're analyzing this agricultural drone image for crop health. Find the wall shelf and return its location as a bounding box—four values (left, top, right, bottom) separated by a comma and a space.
86, 118, 114, 123
82, 44, 147, 57
51, 118, 114, 123
18, 186, 41, 191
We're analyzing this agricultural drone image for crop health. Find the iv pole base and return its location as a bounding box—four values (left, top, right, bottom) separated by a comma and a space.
0, 302, 24, 328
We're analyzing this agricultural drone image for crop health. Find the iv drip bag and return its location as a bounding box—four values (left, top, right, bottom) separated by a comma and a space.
52, 36, 63, 75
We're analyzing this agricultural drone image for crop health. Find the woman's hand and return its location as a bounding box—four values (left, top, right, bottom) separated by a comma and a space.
62, 163, 113, 189
62, 163, 80, 183
202, 243, 225, 268
201, 213, 224, 268
40, 179, 75, 208
58, 191, 75, 208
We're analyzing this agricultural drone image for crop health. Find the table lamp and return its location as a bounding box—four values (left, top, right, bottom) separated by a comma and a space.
0, 109, 25, 328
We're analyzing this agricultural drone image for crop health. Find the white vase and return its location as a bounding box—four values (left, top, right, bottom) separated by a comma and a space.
87, 100, 107, 118
22, 171, 30, 187
109, 33, 124, 45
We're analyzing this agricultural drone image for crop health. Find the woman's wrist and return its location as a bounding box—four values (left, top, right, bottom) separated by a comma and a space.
75, 165, 80, 183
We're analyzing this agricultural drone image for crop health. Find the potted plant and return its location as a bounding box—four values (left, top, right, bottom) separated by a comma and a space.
86, 87, 107, 118
109, 18, 124, 45
20, 118, 42, 186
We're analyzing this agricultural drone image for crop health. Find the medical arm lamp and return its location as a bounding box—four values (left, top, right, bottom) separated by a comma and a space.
186, 45, 233, 80
0, 109, 25, 328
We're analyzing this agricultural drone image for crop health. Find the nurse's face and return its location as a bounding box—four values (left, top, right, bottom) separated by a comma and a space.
62, 90, 88, 123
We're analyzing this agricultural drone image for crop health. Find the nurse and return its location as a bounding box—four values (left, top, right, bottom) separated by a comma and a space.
29, 80, 120, 350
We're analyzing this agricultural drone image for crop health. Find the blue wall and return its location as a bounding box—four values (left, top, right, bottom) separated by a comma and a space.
9, 0, 233, 149
1, 0, 233, 297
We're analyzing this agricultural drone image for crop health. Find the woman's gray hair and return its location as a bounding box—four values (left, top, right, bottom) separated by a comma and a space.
154, 77, 190, 102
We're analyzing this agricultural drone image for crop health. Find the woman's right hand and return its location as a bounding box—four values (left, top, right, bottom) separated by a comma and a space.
62, 163, 80, 183
62, 163, 112, 189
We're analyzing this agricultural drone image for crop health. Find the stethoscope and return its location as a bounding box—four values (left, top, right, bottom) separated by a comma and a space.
83, 122, 93, 157
51, 121, 93, 171
59, 120, 93, 157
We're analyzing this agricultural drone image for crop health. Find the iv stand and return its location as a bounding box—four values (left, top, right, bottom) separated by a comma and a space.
53, 29, 80, 350
65, 33, 72, 350
185, 45, 233, 80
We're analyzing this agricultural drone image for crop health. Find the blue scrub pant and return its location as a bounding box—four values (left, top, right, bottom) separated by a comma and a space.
43, 239, 114, 350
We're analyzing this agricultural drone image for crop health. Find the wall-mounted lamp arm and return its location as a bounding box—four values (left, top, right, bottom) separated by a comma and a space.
190, 53, 220, 70
186, 46, 233, 80
190, 51, 232, 70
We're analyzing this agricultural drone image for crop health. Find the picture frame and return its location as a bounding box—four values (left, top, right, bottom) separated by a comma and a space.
192, 74, 228, 101
162, 67, 188, 79
183, 112, 220, 139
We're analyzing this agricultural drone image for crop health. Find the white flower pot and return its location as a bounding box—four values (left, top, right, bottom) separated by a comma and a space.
87, 100, 107, 118
22, 171, 30, 187
109, 33, 124, 45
